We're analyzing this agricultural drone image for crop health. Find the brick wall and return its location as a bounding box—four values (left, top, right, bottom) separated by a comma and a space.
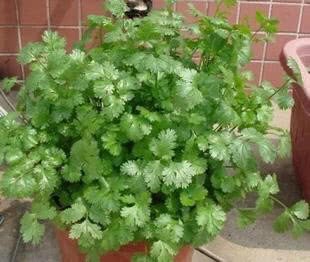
0, 0, 309, 86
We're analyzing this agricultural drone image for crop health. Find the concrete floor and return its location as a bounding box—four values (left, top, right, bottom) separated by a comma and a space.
0, 107, 309, 262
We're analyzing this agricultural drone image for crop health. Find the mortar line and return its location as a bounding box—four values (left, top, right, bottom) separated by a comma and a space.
259, 0, 273, 85
13, 0, 24, 80
236, 0, 241, 24
77, 0, 82, 40
296, 0, 305, 38
46, 0, 51, 29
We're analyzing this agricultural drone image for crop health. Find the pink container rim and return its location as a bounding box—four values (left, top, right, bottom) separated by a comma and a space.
281, 38, 310, 115
282, 38, 310, 86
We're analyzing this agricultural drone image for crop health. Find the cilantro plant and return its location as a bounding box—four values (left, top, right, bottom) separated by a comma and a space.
1, 0, 309, 261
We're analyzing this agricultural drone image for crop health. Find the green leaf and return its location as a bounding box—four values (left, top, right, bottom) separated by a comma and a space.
42, 31, 66, 50
273, 85, 294, 110
255, 11, 278, 38
300, 220, 310, 231
238, 209, 257, 228
162, 161, 197, 189
5, 148, 23, 164
155, 214, 184, 243
31, 201, 57, 220
62, 164, 81, 182
230, 139, 254, 170
273, 210, 291, 233
256, 105, 273, 123
84, 186, 120, 213
258, 139, 277, 163
87, 15, 112, 27
259, 174, 279, 197
291, 201, 309, 220
278, 131, 291, 158
1, 170, 37, 198
256, 196, 274, 214
143, 161, 163, 192
70, 219, 103, 240
287, 57, 302, 84
101, 131, 122, 156
105, 0, 127, 18
150, 129, 177, 160
241, 128, 276, 163
120, 114, 152, 142
180, 184, 207, 207
20, 212, 45, 245
292, 222, 304, 238
60, 201, 87, 224
34, 165, 58, 193
222, 0, 237, 7
208, 132, 232, 162
69, 138, 103, 181
120, 204, 150, 227
196, 202, 226, 236
121, 160, 142, 176
1, 77, 17, 92
18, 42, 45, 64
150, 241, 176, 262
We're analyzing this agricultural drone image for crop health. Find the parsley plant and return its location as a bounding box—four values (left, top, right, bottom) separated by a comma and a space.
0, 0, 309, 261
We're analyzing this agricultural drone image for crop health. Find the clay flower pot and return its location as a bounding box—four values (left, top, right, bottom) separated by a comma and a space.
280, 38, 310, 201
55, 228, 194, 262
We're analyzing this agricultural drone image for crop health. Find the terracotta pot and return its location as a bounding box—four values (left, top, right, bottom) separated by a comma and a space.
55, 228, 194, 262
280, 38, 310, 202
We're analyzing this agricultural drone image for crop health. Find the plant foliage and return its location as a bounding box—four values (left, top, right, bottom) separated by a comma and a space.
0, 0, 309, 261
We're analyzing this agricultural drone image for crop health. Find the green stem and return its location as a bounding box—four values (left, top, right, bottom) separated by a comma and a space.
268, 78, 291, 100
155, 73, 158, 89
270, 195, 288, 210
214, 1, 224, 16
250, 26, 263, 41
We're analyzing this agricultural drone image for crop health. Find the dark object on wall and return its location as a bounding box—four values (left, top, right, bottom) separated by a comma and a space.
125, 0, 152, 18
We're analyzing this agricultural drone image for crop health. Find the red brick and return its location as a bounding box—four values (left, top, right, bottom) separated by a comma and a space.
153, 0, 166, 10
81, 0, 107, 25
49, 0, 79, 26
244, 62, 262, 85
262, 62, 286, 87
239, 3, 270, 31
207, 1, 237, 24
0, 1, 17, 25
176, 1, 207, 23
21, 27, 46, 47
53, 28, 79, 51
271, 4, 300, 33
18, 0, 47, 25
0, 28, 19, 53
300, 6, 310, 34
0, 56, 22, 78
251, 34, 265, 60
266, 34, 296, 61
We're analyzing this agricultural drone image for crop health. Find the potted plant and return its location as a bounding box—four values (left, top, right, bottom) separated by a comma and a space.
0, 0, 309, 261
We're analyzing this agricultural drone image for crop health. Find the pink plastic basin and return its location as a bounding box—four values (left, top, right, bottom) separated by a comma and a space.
280, 38, 310, 202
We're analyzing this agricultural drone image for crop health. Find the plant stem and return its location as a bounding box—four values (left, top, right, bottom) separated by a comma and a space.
270, 195, 288, 210
250, 26, 263, 41
268, 78, 291, 100
214, 0, 224, 16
